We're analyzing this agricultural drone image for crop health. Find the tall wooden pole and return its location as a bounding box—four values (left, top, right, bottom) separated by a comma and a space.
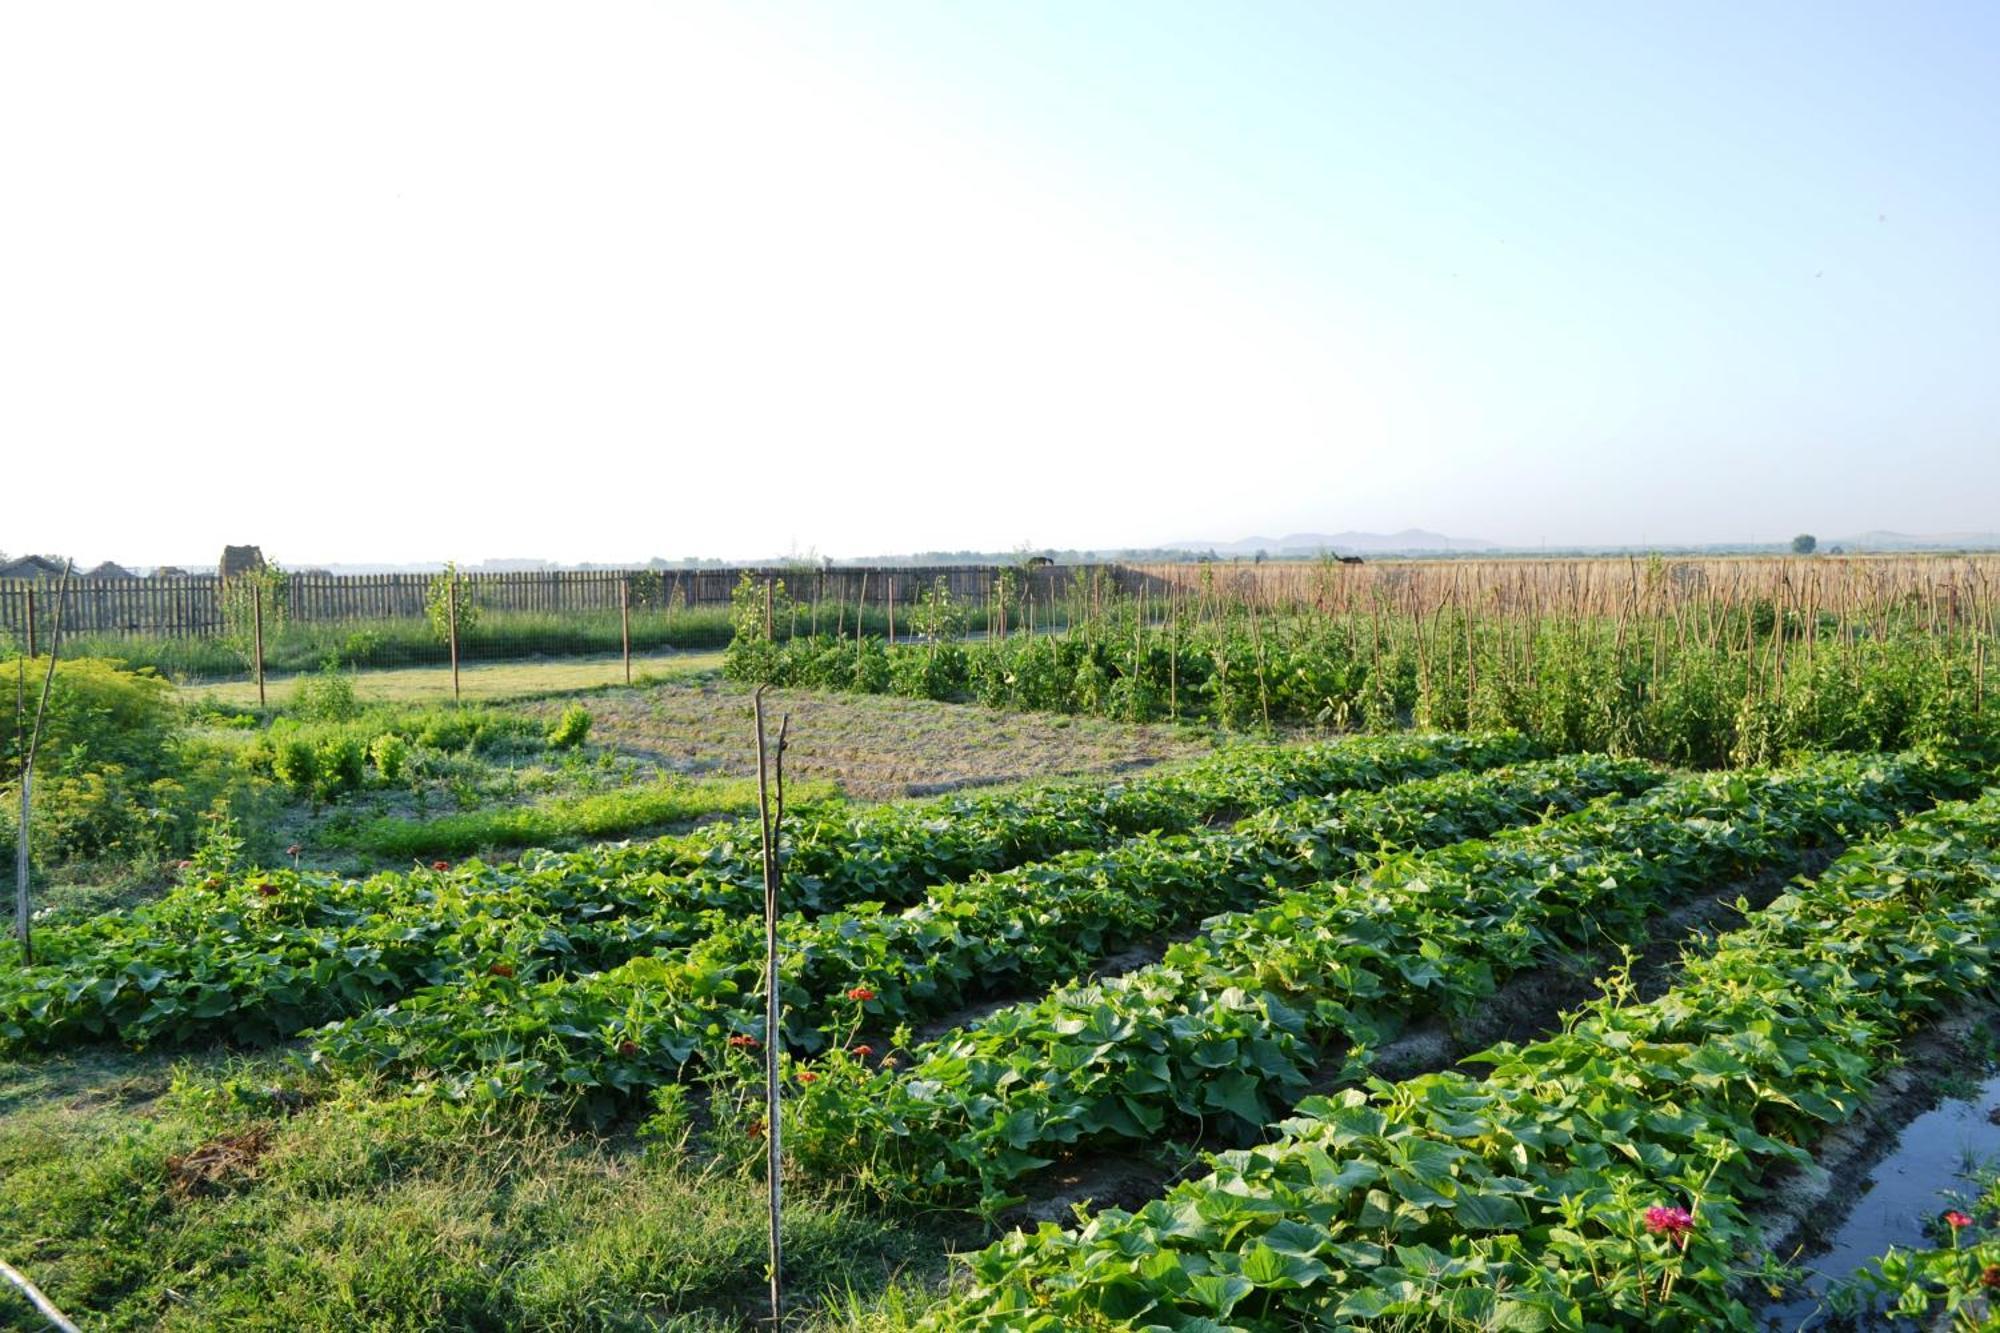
620, 577, 632, 685
753, 686, 790, 1330
17, 561, 71, 966
253, 580, 267, 707
448, 573, 461, 705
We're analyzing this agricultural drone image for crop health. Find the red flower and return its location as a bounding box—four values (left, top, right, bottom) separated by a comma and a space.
431, 860, 452, 872
488, 963, 515, 978
1982, 1265, 2000, 1289
256, 883, 280, 898
851, 1045, 873, 1058
1946, 1211, 1975, 1230
844, 986, 877, 1003
617, 1040, 639, 1057
285, 844, 303, 858
1643, 1206, 1695, 1243
727, 1034, 758, 1049
746, 1119, 765, 1139
797, 1070, 817, 1084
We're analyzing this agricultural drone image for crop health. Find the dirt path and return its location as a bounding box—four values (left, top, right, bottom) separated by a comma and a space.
531, 678, 1217, 801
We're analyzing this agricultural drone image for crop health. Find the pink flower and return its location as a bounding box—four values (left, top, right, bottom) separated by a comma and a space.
1644, 1206, 1695, 1243
1946, 1211, 1974, 1230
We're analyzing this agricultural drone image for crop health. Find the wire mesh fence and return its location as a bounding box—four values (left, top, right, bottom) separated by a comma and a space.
0, 564, 1104, 689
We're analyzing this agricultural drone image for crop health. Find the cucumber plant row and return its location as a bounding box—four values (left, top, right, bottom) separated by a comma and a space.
0, 733, 1531, 1051
776, 751, 1971, 1211
932, 781, 2000, 1329
311, 755, 1656, 1104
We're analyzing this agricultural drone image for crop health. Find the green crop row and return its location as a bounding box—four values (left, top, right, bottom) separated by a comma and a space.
0, 733, 1531, 1051
591, 730, 1534, 913
931, 781, 2000, 1330
776, 751, 1972, 1211
310, 755, 1656, 1105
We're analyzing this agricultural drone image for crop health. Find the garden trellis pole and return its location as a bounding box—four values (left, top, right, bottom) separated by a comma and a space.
0, 1257, 81, 1333
448, 573, 461, 704
253, 579, 266, 707
753, 685, 790, 1329
620, 577, 632, 686
17, 560, 72, 967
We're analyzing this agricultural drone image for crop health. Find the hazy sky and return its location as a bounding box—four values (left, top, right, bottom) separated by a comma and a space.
6, 2, 1997, 565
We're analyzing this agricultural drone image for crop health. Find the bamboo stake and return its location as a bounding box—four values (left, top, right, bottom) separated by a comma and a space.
17, 560, 72, 966
0, 1257, 81, 1333
753, 687, 790, 1330
253, 578, 266, 707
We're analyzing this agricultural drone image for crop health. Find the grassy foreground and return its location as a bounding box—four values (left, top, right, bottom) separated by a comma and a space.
0, 1050, 963, 1331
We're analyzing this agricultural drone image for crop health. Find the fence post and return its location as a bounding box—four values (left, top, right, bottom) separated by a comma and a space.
620, 576, 632, 685
253, 581, 266, 707
764, 577, 775, 641
887, 576, 895, 646
24, 588, 34, 659
448, 573, 461, 704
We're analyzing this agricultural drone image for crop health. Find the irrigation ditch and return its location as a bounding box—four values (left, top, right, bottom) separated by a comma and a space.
1751, 1003, 2000, 1329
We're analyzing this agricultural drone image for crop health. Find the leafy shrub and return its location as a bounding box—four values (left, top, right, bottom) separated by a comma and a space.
416, 713, 476, 752
425, 563, 482, 641
548, 705, 593, 749
272, 736, 321, 800
466, 712, 542, 754
369, 733, 408, 784
289, 661, 358, 722
0, 656, 177, 779
314, 735, 366, 801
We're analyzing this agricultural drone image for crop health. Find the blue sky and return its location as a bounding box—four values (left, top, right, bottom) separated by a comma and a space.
6, 2, 1996, 562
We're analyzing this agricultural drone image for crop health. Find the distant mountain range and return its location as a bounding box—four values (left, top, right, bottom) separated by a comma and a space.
1174, 529, 2000, 557
1174, 529, 1497, 556
1830, 530, 2000, 551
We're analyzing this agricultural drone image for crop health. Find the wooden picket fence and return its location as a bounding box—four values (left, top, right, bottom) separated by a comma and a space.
0, 565, 1107, 646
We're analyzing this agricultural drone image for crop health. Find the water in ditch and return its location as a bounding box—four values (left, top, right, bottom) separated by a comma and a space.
1759, 1070, 2000, 1329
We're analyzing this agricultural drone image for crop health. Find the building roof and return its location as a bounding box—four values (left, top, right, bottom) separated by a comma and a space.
0, 555, 65, 580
